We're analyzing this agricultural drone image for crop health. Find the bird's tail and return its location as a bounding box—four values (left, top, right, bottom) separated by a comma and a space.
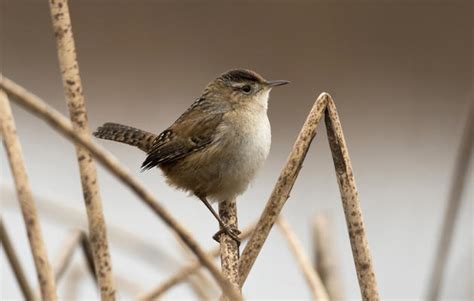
93, 122, 157, 153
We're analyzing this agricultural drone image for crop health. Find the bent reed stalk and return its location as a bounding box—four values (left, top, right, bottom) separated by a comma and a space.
324, 95, 379, 300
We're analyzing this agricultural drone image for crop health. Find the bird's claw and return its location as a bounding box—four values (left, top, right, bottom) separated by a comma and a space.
213, 227, 241, 246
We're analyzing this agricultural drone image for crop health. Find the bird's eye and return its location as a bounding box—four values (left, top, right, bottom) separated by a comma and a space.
241, 85, 252, 94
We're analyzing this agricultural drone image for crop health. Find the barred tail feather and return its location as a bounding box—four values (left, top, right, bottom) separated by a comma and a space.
93, 122, 157, 153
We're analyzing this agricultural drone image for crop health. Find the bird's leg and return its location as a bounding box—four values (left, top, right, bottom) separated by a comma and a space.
198, 196, 241, 245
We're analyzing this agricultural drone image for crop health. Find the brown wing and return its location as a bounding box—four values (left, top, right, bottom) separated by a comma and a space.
141, 99, 225, 170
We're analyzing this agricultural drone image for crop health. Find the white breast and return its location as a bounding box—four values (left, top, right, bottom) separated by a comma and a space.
208, 92, 271, 201
243, 109, 271, 164
232, 90, 271, 173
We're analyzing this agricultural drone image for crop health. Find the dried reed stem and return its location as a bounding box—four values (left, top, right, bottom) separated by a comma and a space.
426, 104, 473, 301
313, 214, 344, 300
0, 89, 57, 300
276, 217, 329, 301
0, 219, 35, 300
218, 199, 240, 292
53, 230, 96, 283
238, 93, 328, 287
138, 222, 256, 300
47, 0, 115, 298
0, 76, 241, 301
324, 95, 379, 300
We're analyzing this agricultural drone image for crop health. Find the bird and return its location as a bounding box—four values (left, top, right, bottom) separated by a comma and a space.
93, 69, 289, 244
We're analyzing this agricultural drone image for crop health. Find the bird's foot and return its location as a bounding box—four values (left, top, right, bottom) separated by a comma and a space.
213, 227, 241, 246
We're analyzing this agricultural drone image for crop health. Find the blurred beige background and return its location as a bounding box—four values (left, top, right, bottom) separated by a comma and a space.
1, 0, 472, 300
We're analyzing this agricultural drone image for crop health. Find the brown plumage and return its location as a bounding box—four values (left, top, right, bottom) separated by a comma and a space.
142, 99, 226, 171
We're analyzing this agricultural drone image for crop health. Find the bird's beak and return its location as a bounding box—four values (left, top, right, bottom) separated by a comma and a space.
266, 80, 290, 87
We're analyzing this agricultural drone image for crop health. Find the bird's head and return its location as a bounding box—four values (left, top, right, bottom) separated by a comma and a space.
204, 69, 289, 109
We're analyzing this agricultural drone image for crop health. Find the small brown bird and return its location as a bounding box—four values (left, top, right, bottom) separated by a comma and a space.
94, 69, 289, 243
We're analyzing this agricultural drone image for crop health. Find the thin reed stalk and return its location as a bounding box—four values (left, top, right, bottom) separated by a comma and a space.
0, 89, 57, 300
276, 217, 329, 301
324, 95, 379, 300
238, 93, 328, 287
426, 104, 473, 301
47, 0, 115, 298
0, 75, 241, 301
0, 219, 35, 300
138, 222, 256, 300
313, 214, 344, 300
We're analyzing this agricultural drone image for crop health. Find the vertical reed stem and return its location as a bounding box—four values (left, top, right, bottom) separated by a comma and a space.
47, 0, 116, 298
218, 199, 241, 299
0, 89, 57, 300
